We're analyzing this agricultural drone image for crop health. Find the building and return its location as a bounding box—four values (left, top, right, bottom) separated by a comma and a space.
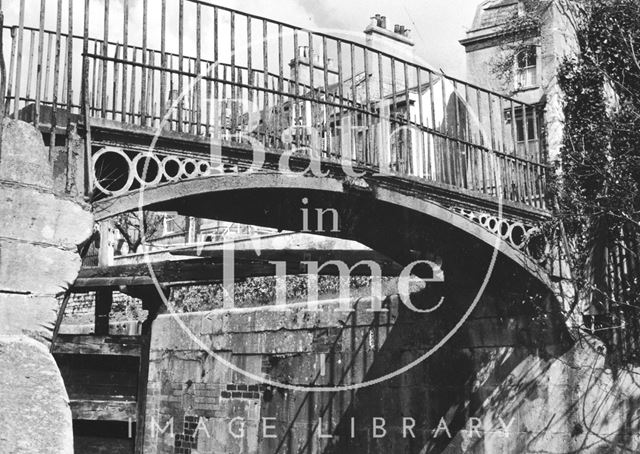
460, 0, 581, 162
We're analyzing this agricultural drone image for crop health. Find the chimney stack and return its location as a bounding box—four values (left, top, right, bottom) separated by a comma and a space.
289, 45, 338, 88
365, 13, 415, 55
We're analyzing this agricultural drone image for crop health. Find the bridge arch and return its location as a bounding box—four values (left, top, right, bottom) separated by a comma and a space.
93, 171, 553, 290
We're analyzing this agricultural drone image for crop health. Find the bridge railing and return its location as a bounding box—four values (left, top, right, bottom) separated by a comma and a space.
2, 0, 549, 210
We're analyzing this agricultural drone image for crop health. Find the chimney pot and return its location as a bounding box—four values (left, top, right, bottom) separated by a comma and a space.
381, 16, 387, 29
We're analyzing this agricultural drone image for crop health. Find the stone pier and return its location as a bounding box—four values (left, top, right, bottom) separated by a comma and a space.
0, 119, 93, 453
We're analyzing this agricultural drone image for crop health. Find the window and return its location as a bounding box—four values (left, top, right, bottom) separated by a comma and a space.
504, 106, 541, 161
515, 107, 537, 142
162, 214, 183, 235
515, 46, 538, 90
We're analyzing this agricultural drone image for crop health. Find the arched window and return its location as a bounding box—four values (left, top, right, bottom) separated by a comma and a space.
515, 45, 538, 90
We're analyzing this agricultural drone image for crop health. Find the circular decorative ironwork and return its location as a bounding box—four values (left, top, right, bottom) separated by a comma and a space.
92, 147, 220, 197
450, 206, 545, 259
92, 147, 135, 196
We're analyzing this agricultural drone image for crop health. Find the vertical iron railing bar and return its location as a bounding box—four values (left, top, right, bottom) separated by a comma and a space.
322, 35, 331, 159
293, 29, 300, 148
308, 31, 314, 98
391, 57, 399, 172
43, 33, 52, 105
149, 50, 156, 126
428, 70, 436, 131
377, 51, 384, 169
497, 95, 505, 197
14, 0, 25, 119
140, 0, 148, 125
262, 19, 269, 145
336, 40, 344, 160
277, 23, 284, 149
121, 0, 128, 122
160, 0, 166, 124
363, 48, 371, 164
191, 56, 197, 131
60, 36, 68, 109
205, 12, 212, 137
246, 15, 252, 138
428, 71, 442, 181
64, 0, 74, 192
464, 84, 472, 189
441, 70, 451, 184
101, 0, 109, 118
34, 0, 46, 127
452, 80, 460, 187
230, 10, 236, 139
112, 43, 120, 120
402, 61, 410, 174
13, 0, 25, 119
489, 92, 496, 153
48, 0, 62, 158
416, 67, 425, 178
128, 46, 137, 123
531, 104, 541, 207
509, 99, 520, 202
6, 26, 17, 116
498, 95, 506, 155
308, 31, 315, 152
178, 0, 184, 132
90, 43, 98, 115
82, 0, 93, 196
349, 43, 357, 163
522, 104, 533, 206
476, 89, 487, 193
213, 6, 218, 138
196, 2, 202, 134
25, 30, 35, 105
475, 86, 483, 147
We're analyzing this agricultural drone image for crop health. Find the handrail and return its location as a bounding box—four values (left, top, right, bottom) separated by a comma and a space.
86, 51, 550, 171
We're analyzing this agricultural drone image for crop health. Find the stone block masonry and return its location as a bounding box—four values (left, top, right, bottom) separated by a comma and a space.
143, 267, 640, 453
0, 119, 94, 453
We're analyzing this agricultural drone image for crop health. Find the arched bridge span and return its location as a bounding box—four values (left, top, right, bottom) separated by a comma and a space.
3, 0, 553, 287
93, 159, 553, 290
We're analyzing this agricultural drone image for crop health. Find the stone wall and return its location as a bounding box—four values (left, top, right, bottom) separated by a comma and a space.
0, 118, 93, 453
142, 264, 640, 453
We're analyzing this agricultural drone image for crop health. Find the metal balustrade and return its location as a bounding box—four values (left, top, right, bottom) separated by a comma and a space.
1, 0, 549, 209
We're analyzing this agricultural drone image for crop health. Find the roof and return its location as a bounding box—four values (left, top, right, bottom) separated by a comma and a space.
470, 0, 520, 32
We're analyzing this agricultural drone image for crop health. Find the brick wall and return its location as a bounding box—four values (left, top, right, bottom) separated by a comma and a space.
58, 292, 144, 325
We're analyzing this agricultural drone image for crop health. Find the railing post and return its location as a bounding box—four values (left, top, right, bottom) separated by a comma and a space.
64, 0, 75, 193
34, 0, 46, 129
82, 0, 93, 199
13, 0, 25, 119
0, 11, 5, 164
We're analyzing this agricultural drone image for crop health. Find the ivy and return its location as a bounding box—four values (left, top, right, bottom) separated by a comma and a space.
556, 0, 640, 363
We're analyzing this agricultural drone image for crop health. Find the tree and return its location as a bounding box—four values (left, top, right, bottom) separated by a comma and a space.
112, 211, 164, 253
493, 0, 640, 363
555, 0, 640, 362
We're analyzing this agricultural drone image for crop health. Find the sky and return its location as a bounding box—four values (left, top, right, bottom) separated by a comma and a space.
212, 0, 480, 79
0, 0, 480, 86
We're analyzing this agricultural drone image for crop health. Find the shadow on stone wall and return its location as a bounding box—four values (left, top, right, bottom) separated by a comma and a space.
258, 254, 640, 454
